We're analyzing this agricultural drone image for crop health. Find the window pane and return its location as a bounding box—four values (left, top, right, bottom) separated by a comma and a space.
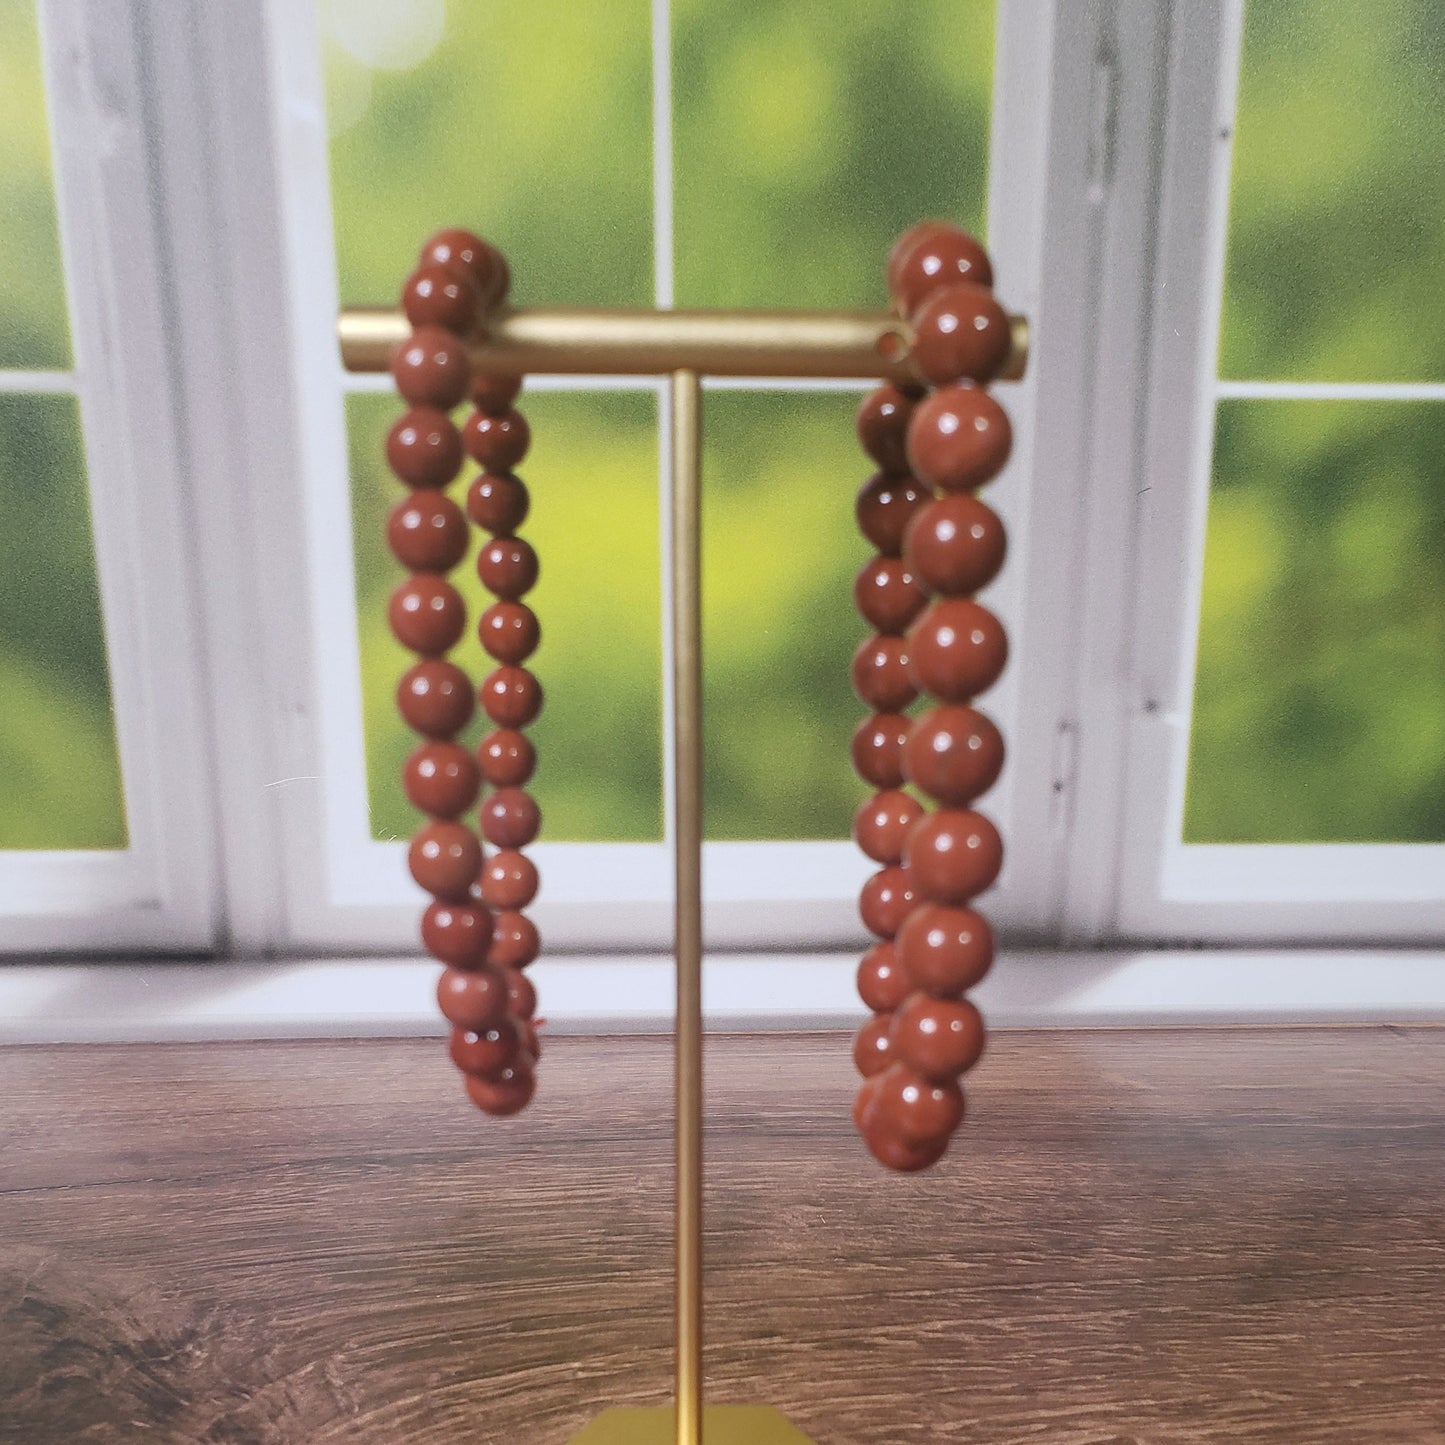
1220, 0, 1445, 382
1185, 400, 1445, 843
0, 395, 125, 849
350, 389, 663, 843
674, 0, 994, 308
0, 0, 71, 368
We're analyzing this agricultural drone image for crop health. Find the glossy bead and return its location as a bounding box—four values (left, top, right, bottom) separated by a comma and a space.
872, 1063, 965, 1146
403, 263, 479, 335
891, 994, 986, 1081
437, 966, 507, 1033
862, 1117, 949, 1172
463, 409, 530, 471
887, 220, 994, 315
408, 821, 482, 901
419, 228, 508, 309
467, 471, 530, 537
387, 491, 469, 572
903, 705, 1005, 806
391, 326, 470, 410
388, 574, 466, 656
480, 787, 541, 849
480, 665, 543, 728
904, 809, 1003, 906
896, 903, 994, 995
506, 969, 538, 1020
478, 728, 536, 787
853, 790, 926, 867
516, 1019, 542, 1059
397, 659, 474, 738
449, 1020, 519, 1078
853, 1013, 896, 1078
480, 848, 539, 910
403, 740, 480, 817
479, 600, 540, 665
850, 712, 911, 789
855, 472, 930, 558
854, 556, 928, 636
856, 940, 912, 1013
858, 865, 917, 940
386, 408, 463, 489
910, 283, 1011, 386
907, 599, 1007, 701
472, 373, 523, 414
851, 634, 918, 712
853, 1074, 884, 1133
903, 494, 1006, 596
478, 536, 539, 599
421, 900, 493, 968
464, 1056, 535, 1116
489, 909, 541, 969
906, 384, 1012, 492
856, 384, 916, 474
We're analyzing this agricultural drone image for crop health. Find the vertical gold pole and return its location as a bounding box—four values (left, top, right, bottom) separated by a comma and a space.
670, 369, 704, 1445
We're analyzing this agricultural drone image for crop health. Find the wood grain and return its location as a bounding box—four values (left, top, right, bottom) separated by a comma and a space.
1, 1028, 1442, 1443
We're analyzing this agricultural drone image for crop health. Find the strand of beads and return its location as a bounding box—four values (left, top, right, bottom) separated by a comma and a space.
852, 221, 1012, 1171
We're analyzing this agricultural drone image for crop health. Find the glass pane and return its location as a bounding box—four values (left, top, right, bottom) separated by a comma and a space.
0, 395, 126, 849
1220, 0, 1445, 382
0, 0, 72, 368
1184, 399, 1445, 843
674, 0, 995, 308
351, 389, 663, 843
322, 0, 653, 307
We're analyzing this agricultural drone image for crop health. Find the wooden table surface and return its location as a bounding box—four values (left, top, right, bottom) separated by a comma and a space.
1, 1028, 1442, 1443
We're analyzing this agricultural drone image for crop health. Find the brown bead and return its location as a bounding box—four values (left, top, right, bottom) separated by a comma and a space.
449, 1019, 520, 1078
419, 228, 509, 309
478, 729, 536, 788
386, 408, 463, 489
910, 283, 1011, 387
903, 704, 1004, 805
516, 1019, 541, 1059
388, 574, 466, 656
403, 739, 480, 817
851, 634, 918, 712
861, 1116, 949, 1172
387, 490, 469, 571
908, 599, 1007, 701
481, 849, 539, 909
853, 1074, 884, 1133
853, 790, 926, 867
472, 373, 523, 414
904, 494, 1006, 596
851, 712, 911, 789
856, 939, 912, 1012
896, 903, 994, 995
480, 665, 543, 728
467, 471, 530, 537
854, 556, 928, 636
437, 965, 508, 1032
858, 865, 916, 940
888, 220, 994, 315
463, 409, 530, 471
408, 821, 482, 901
391, 327, 470, 410
464, 1055, 535, 1116
856, 384, 916, 474
478, 536, 538, 599
403, 264, 479, 335
872, 1062, 965, 1146
906, 384, 1012, 492
891, 994, 986, 1082
855, 472, 930, 557
489, 909, 540, 969
506, 969, 538, 1020
480, 788, 541, 849
421, 900, 493, 968
853, 1013, 896, 1078
479, 600, 540, 664
904, 809, 1003, 906
397, 659, 474, 738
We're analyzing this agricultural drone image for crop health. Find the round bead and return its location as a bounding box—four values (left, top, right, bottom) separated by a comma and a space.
480, 788, 541, 849
437, 965, 508, 1031
479, 600, 540, 664
856, 940, 912, 1013
397, 659, 474, 738
480, 665, 543, 728
850, 634, 918, 712
403, 263, 479, 334
855, 384, 916, 474
449, 1020, 520, 1078
386, 408, 463, 489
853, 1074, 884, 1134
516, 1019, 541, 1059
478, 536, 539, 599
478, 729, 536, 788
891, 994, 986, 1081
888, 221, 994, 315
903, 494, 1006, 596
906, 384, 1012, 492
408, 821, 481, 901
480, 849, 539, 910
419, 228, 508, 309
910, 283, 1011, 386
904, 810, 1003, 906
896, 904, 994, 995
464, 1056, 535, 1117
853, 556, 928, 636
421, 900, 493, 968
853, 790, 926, 866
858, 865, 917, 940
872, 1063, 965, 1146
852, 1012, 896, 1078
903, 705, 1005, 806
387, 491, 469, 571
850, 712, 911, 789
463, 409, 531, 471
506, 969, 538, 1020
489, 909, 540, 969
388, 574, 466, 656
861, 1117, 949, 1173
467, 471, 530, 537
472, 373, 523, 414
403, 739, 480, 817
907, 599, 1007, 701
855, 473, 930, 557
391, 326, 470, 410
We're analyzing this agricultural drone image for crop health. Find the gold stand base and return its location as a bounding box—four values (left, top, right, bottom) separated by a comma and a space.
566, 1405, 818, 1443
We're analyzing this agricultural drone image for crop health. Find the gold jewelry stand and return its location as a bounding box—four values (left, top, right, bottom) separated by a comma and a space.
340, 303, 1028, 1445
